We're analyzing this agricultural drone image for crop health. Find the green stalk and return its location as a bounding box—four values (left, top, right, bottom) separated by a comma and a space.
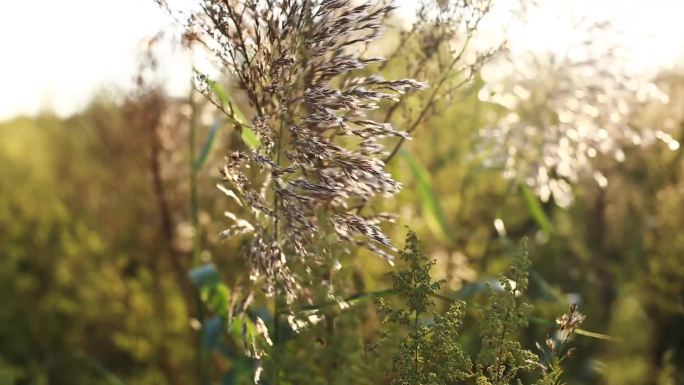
271, 98, 286, 385
190, 92, 202, 266
189, 87, 209, 385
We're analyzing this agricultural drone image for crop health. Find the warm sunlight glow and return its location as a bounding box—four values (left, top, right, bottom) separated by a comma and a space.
1, 0, 683, 119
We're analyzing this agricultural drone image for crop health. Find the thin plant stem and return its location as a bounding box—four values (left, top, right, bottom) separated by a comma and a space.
189, 87, 209, 385
271, 90, 288, 385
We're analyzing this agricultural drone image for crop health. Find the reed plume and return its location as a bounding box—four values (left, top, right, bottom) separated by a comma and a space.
167, 0, 426, 302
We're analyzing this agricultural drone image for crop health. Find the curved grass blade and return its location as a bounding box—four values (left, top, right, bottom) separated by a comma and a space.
400, 149, 454, 243
194, 118, 222, 170
520, 184, 554, 235
207, 78, 260, 150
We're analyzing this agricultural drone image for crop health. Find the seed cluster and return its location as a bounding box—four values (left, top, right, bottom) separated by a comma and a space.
177, 0, 426, 301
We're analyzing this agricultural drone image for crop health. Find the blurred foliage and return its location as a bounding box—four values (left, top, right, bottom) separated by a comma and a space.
2, 12, 684, 385
0, 100, 195, 384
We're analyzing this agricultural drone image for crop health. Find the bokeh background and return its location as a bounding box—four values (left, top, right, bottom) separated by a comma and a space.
1, 1, 683, 384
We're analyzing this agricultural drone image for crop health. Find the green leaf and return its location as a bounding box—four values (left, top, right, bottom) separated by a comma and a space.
227, 316, 260, 355
202, 316, 224, 351
295, 289, 395, 313
528, 318, 620, 342
434, 280, 491, 302
400, 149, 453, 243
575, 328, 621, 342
208, 79, 260, 150
203, 283, 232, 318
520, 184, 554, 235
209, 80, 230, 109
189, 264, 221, 290
240, 125, 260, 150
194, 118, 222, 170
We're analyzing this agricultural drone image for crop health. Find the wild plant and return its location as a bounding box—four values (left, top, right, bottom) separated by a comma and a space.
377, 231, 473, 385
378, 232, 584, 385
153, 1, 591, 384
365, 0, 504, 169
535, 304, 586, 385
476, 14, 677, 207
160, 0, 426, 305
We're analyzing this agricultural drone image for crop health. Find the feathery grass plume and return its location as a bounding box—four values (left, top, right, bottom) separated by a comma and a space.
476, 14, 675, 208
166, 0, 426, 303
355, 0, 537, 184
372, 0, 503, 166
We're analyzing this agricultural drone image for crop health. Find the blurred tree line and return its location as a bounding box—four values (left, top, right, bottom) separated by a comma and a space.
1, 2, 684, 385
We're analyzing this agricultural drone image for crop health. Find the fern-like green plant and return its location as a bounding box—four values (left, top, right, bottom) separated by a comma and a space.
474, 239, 538, 385
379, 233, 585, 385
378, 231, 473, 385
476, 241, 539, 385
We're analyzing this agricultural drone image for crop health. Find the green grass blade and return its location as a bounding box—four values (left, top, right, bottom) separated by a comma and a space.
188, 264, 221, 290
400, 149, 453, 243
207, 78, 260, 150
194, 119, 221, 170
520, 184, 554, 235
